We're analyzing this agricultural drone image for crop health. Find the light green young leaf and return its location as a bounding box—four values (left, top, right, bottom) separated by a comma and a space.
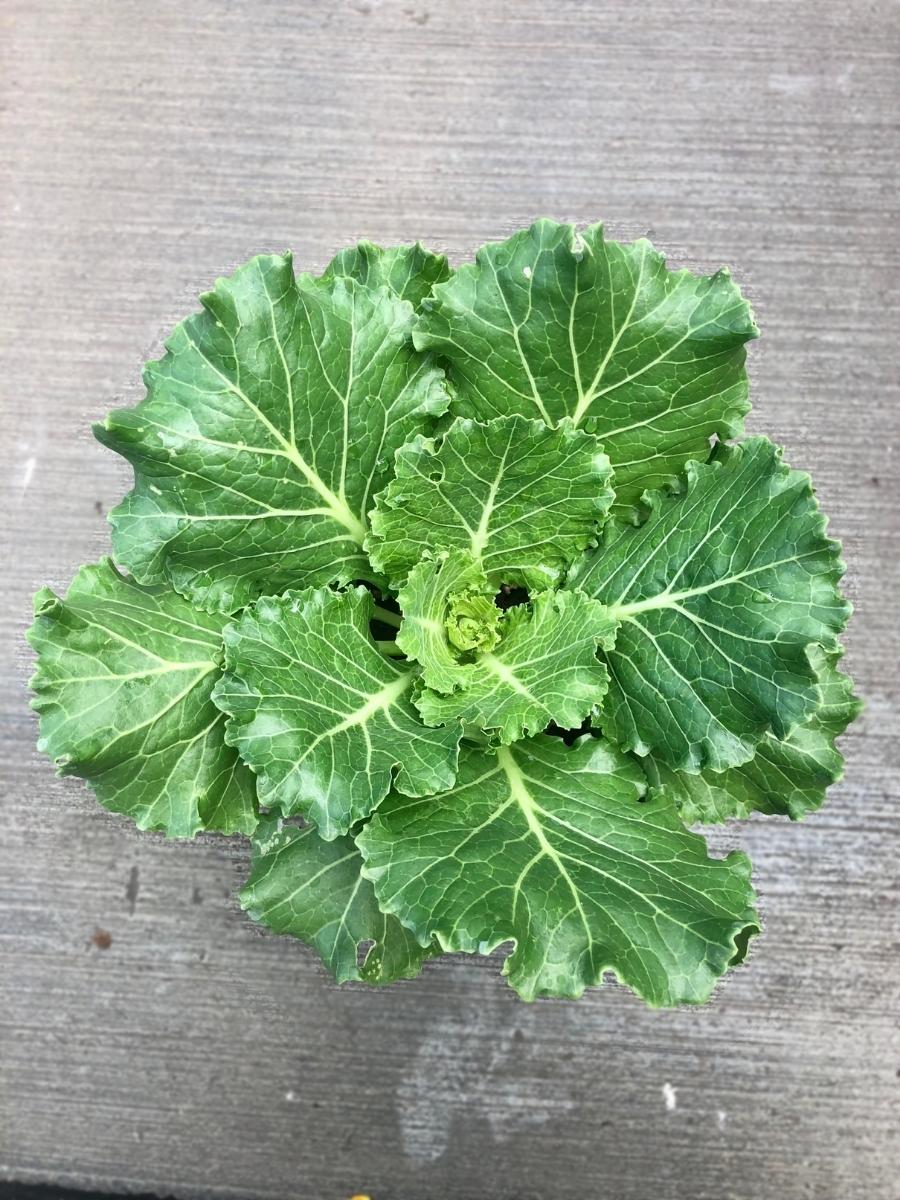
396, 549, 501, 693
241, 813, 435, 985
27, 560, 257, 838
358, 735, 758, 1004
413, 219, 757, 508
367, 415, 614, 589
643, 646, 861, 824
415, 588, 617, 744
213, 586, 461, 840
322, 239, 451, 307
570, 438, 850, 772
96, 253, 449, 613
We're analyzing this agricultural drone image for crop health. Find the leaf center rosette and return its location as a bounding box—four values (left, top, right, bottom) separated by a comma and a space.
445, 588, 501, 655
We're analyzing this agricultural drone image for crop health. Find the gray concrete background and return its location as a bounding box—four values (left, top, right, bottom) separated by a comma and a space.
1, 2, 898, 1197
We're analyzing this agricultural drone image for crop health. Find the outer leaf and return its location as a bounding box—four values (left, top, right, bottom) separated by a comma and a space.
396, 549, 501, 692
415, 589, 616, 744
367, 414, 614, 589
570, 438, 850, 772
27, 560, 256, 838
96, 254, 449, 613
213, 586, 461, 840
322, 239, 451, 307
644, 646, 861, 823
414, 219, 757, 508
358, 735, 759, 1004
241, 813, 434, 985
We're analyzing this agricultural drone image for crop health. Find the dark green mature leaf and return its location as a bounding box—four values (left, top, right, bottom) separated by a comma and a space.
358, 735, 758, 1004
570, 438, 850, 772
367, 415, 614, 589
27, 560, 256, 838
213, 586, 462, 840
241, 813, 434, 984
322, 240, 451, 307
96, 253, 449, 613
414, 588, 616, 743
413, 219, 757, 508
643, 647, 861, 823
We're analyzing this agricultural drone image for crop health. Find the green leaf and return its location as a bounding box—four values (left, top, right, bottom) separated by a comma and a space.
413, 219, 757, 509
241, 813, 434, 985
396, 550, 502, 692
27, 560, 257, 838
322, 239, 451, 307
358, 735, 759, 1004
570, 438, 850, 772
414, 587, 616, 744
95, 253, 449, 613
213, 586, 462, 840
643, 646, 862, 823
367, 414, 614, 589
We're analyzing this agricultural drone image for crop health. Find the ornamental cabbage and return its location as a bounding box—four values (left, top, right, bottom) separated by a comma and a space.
28, 220, 858, 1005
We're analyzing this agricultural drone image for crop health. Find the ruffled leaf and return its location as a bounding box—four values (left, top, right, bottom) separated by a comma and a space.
322, 239, 451, 307
570, 438, 850, 772
414, 587, 616, 744
396, 549, 501, 692
414, 219, 757, 508
96, 253, 449, 612
367, 414, 613, 589
27, 560, 257, 838
358, 735, 759, 1004
241, 813, 435, 984
213, 586, 461, 839
643, 646, 861, 823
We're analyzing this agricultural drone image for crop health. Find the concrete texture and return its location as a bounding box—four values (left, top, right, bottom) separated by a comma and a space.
1, 2, 898, 1197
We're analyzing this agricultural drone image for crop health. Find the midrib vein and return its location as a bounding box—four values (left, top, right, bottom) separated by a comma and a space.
606, 551, 815, 619
297, 672, 412, 760
480, 654, 540, 704
571, 243, 647, 426
469, 438, 513, 558
183, 333, 365, 544
497, 746, 593, 944
488, 260, 551, 425
58, 660, 214, 685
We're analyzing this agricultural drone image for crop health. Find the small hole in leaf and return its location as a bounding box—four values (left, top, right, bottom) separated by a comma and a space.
730, 923, 758, 966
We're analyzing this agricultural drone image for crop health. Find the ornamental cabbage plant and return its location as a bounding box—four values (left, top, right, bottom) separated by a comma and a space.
28, 221, 859, 1005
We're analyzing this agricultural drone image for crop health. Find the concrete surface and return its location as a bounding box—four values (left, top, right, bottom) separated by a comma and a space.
1, 2, 898, 1197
